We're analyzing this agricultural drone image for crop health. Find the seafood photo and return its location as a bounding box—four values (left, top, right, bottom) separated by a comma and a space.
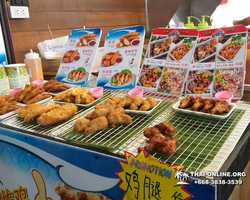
139, 66, 162, 88
111, 69, 132, 86
67, 67, 86, 82
116, 32, 140, 48
187, 71, 213, 94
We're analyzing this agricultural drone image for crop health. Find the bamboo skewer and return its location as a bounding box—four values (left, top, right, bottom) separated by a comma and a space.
47, 24, 54, 39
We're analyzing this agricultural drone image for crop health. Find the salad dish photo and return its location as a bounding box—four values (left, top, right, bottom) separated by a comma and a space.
218, 35, 244, 61
110, 69, 133, 86
149, 37, 172, 59
158, 68, 186, 94
138, 66, 162, 88
187, 70, 213, 94
67, 67, 87, 82
194, 38, 217, 63
169, 38, 194, 61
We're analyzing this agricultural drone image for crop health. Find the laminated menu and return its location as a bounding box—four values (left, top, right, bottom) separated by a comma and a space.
137, 28, 198, 95
213, 26, 247, 99
56, 28, 102, 86
96, 25, 145, 89
186, 29, 219, 98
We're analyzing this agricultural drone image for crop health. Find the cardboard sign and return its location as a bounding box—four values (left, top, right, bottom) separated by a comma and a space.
56, 28, 102, 86
117, 151, 192, 200
96, 25, 145, 89
137, 28, 198, 95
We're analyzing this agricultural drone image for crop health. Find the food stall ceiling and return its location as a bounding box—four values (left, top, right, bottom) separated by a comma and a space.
146, 0, 222, 36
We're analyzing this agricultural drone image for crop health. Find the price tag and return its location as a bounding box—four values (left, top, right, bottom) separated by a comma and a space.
117, 151, 192, 200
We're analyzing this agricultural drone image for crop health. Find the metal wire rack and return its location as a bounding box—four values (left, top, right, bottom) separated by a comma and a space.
1, 90, 250, 173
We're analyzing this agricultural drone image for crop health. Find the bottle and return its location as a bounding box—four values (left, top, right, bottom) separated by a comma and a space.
24, 49, 44, 81
197, 15, 212, 30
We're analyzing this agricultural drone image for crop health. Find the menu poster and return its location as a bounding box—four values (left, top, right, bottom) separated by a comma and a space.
96, 25, 145, 89
137, 28, 198, 95
186, 29, 219, 98
56, 28, 102, 86
213, 25, 247, 99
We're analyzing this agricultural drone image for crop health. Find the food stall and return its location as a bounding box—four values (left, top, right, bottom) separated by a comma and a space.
1, 1, 250, 200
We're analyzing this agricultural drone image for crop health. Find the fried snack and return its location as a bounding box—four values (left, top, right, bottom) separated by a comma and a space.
190, 97, 204, 111
0, 105, 19, 115
84, 116, 109, 136
37, 104, 77, 125
140, 99, 151, 111
95, 99, 117, 109
118, 95, 132, 108
44, 80, 68, 92
15, 84, 33, 102
107, 113, 132, 127
201, 99, 215, 113
25, 92, 51, 104
179, 96, 194, 109
22, 85, 45, 103
73, 118, 91, 133
102, 51, 119, 67
23, 104, 61, 123
54, 90, 72, 101
109, 96, 123, 104
155, 122, 175, 137
146, 97, 157, 108
130, 96, 144, 110
85, 107, 114, 120
18, 104, 43, 118
138, 123, 178, 156
210, 100, 229, 114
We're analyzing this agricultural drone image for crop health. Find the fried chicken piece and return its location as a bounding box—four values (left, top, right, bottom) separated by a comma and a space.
18, 104, 43, 118
84, 116, 109, 136
130, 96, 144, 110
107, 113, 132, 127
210, 100, 229, 114
95, 99, 117, 109
140, 99, 151, 111
146, 97, 157, 108
178, 96, 194, 109
73, 118, 91, 133
25, 92, 51, 104
23, 85, 45, 103
191, 97, 204, 111
85, 107, 114, 119
118, 95, 132, 108
144, 127, 161, 138
15, 84, 33, 102
161, 138, 178, 156
109, 96, 123, 104
0, 105, 19, 115
201, 99, 215, 113
37, 104, 77, 125
54, 90, 73, 102
43, 80, 68, 92
24, 104, 61, 123
155, 122, 175, 137
82, 91, 95, 104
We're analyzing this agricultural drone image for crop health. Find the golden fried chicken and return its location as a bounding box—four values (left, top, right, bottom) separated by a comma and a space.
130, 96, 144, 110
178, 96, 194, 109
140, 99, 151, 111
23, 104, 61, 123
15, 84, 33, 102
18, 104, 43, 118
161, 138, 178, 156
73, 118, 91, 133
84, 116, 109, 136
155, 122, 175, 137
201, 99, 215, 113
22, 85, 45, 103
118, 95, 132, 108
146, 97, 157, 108
85, 107, 114, 119
144, 127, 161, 138
0, 105, 19, 115
95, 99, 117, 109
191, 97, 204, 111
107, 113, 132, 127
25, 92, 51, 104
54, 90, 72, 101
43, 80, 68, 92
109, 96, 123, 104
37, 104, 77, 125
210, 100, 229, 114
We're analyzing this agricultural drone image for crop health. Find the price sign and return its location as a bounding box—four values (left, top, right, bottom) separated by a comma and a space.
117, 151, 192, 200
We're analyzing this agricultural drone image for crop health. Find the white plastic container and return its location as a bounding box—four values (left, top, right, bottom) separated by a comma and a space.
24, 49, 44, 81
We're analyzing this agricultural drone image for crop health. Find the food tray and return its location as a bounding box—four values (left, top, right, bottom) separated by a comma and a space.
53, 97, 103, 108
17, 96, 52, 106
172, 99, 236, 120
125, 99, 162, 115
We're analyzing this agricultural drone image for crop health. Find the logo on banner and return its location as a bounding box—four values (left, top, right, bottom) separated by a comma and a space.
116, 151, 192, 200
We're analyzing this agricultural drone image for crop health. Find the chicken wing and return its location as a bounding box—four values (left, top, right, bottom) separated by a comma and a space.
201, 99, 215, 113
191, 97, 204, 111
118, 95, 132, 108
22, 85, 45, 103
107, 113, 132, 127
161, 138, 178, 156
178, 96, 194, 109
155, 122, 175, 137
73, 118, 91, 133
95, 99, 117, 109
37, 104, 77, 125
210, 100, 229, 114
84, 116, 109, 136
23, 104, 61, 123
85, 107, 114, 119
